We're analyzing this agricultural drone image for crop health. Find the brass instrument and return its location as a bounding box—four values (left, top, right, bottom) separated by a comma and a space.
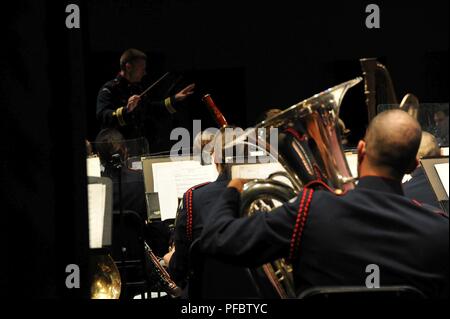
399, 93, 420, 120
233, 78, 362, 298
360, 58, 420, 121
144, 242, 181, 298
241, 180, 297, 298
90, 254, 121, 299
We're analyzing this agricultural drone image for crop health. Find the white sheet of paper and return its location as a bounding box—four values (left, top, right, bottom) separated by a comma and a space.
345, 153, 358, 178
152, 161, 219, 220
441, 147, 449, 156
87, 184, 106, 249
435, 163, 449, 196
131, 160, 143, 170
231, 162, 293, 188
231, 162, 285, 179
402, 174, 412, 184
86, 156, 101, 177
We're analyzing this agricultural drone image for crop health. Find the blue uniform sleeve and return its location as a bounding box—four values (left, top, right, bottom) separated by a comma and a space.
96, 85, 134, 128
200, 187, 301, 267
96, 83, 178, 129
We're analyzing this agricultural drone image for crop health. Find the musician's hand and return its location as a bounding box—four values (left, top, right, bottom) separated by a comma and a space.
228, 179, 249, 193
127, 95, 141, 112
175, 83, 195, 102
163, 249, 175, 267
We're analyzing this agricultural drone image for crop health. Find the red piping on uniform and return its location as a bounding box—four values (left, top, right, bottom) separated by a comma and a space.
293, 189, 314, 259
284, 128, 308, 142
289, 189, 309, 261
185, 182, 211, 242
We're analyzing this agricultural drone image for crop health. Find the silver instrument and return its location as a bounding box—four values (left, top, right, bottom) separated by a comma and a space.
234, 78, 362, 298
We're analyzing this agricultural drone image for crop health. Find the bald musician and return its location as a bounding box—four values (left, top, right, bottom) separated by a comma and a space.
200, 110, 449, 298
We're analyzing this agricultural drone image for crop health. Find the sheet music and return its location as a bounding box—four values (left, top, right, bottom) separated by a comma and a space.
232, 162, 293, 188
88, 183, 106, 249
131, 160, 143, 170
231, 162, 286, 180
435, 163, 449, 197
402, 174, 412, 184
152, 161, 218, 220
86, 156, 101, 177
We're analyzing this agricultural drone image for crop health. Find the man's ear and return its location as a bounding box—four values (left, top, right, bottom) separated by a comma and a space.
357, 140, 366, 157
405, 157, 419, 174
357, 140, 366, 176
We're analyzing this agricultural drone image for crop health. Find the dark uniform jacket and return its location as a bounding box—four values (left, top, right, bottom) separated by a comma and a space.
168, 173, 229, 288
104, 166, 147, 219
168, 173, 261, 298
96, 74, 178, 152
200, 176, 449, 298
403, 166, 441, 209
103, 166, 170, 258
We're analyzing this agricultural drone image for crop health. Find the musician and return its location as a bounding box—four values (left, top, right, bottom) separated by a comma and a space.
164, 129, 231, 290
164, 128, 260, 298
255, 108, 282, 125
403, 131, 441, 208
200, 110, 449, 298
96, 48, 195, 152
95, 128, 171, 257
433, 110, 449, 146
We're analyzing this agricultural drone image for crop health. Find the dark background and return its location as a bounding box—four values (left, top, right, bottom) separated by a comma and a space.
2, 0, 448, 298
81, 0, 449, 145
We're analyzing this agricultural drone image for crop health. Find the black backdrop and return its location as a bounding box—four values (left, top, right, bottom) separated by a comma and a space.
82, 0, 449, 145
2, 0, 448, 298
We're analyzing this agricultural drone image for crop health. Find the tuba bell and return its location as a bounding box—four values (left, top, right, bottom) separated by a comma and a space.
90, 254, 122, 299
234, 78, 362, 298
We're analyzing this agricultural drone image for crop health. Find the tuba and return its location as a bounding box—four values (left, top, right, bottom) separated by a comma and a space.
90, 254, 122, 299
233, 78, 362, 298
360, 58, 420, 121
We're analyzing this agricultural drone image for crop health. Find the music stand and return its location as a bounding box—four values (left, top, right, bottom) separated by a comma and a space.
420, 157, 449, 213
87, 176, 113, 250
141, 155, 192, 221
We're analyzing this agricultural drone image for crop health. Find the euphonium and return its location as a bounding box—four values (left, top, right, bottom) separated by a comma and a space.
90, 254, 121, 299
235, 78, 362, 298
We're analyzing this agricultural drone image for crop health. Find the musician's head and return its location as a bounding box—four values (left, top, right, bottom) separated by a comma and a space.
357, 109, 421, 181
434, 110, 447, 127
194, 129, 217, 161
211, 126, 245, 176
255, 108, 283, 124
95, 128, 128, 169
120, 48, 147, 83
